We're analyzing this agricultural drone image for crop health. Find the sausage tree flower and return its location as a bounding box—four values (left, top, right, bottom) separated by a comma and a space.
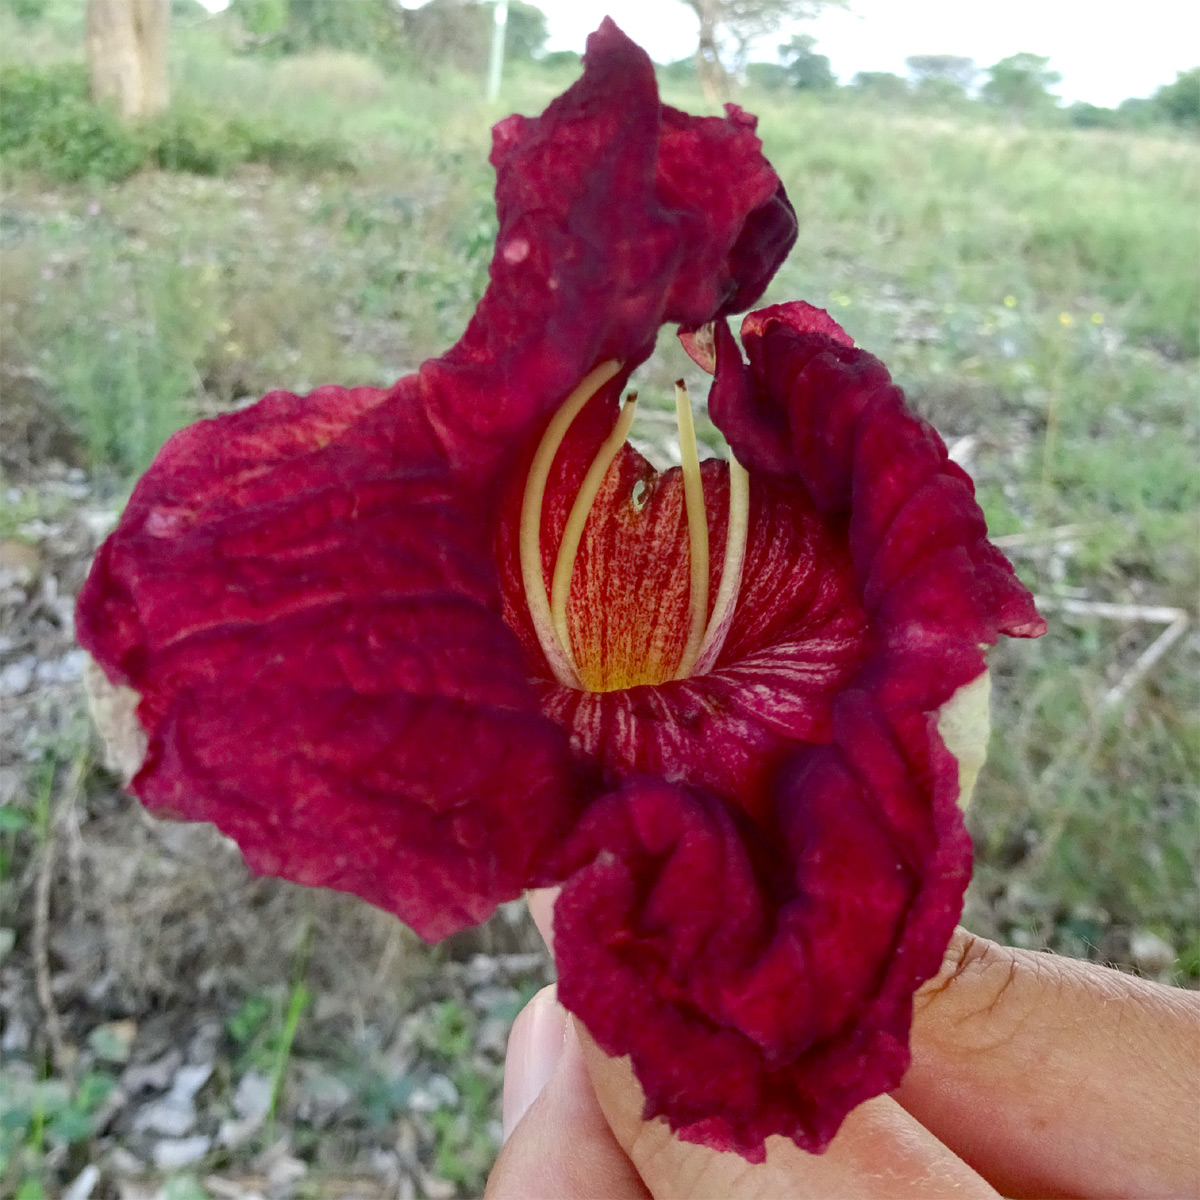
77, 22, 1044, 1162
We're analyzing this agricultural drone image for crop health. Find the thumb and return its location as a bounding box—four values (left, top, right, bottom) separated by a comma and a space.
575, 1024, 997, 1200
486, 985, 649, 1200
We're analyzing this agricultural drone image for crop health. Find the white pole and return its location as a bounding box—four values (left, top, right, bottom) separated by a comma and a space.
487, 0, 509, 101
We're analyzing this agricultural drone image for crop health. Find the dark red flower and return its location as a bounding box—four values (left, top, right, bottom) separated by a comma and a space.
76, 22, 1043, 1161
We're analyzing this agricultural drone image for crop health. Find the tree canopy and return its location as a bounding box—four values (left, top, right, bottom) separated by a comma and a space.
905, 54, 977, 91
677, 0, 844, 98
1154, 67, 1200, 128
778, 32, 834, 91
982, 52, 1062, 112
229, 0, 547, 70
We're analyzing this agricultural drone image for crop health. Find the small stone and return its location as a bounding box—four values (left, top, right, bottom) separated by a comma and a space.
476, 1016, 510, 1059
233, 1071, 273, 1122
151, 1134, 211, 1170
0, 539, 41, 586
62, 1164, 100, 1200
133, 1062, 212, 1135
1, 1010, 30, 1054
0, 658, 35, 695
134, 1095, 197, 1137
173, 1061, 215, 1102
1130, 930, 1176, 974
266, 1153, 307, 1189
35, 649, 86, 685
122, 1048, 182, 1095
410, 1073, 462, 1115
107, 1146, 146, 1177
463, 953, 499, 988
82, 509, 119, 540
217, 1117, 256, 1150
418, 1171, 457, 1200
187, 1021, 222, 1066
293, 1067, 351, 1126
471, 984, 519, 1014
89, 1018, 138, 1064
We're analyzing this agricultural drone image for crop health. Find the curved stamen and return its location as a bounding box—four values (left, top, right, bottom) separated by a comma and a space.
693, 453, 750, 675
672, 380, 710, 680
520, 360, 621, 688
551, 391, 639, 676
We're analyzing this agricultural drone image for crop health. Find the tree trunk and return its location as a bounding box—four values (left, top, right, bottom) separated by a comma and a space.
86, 0, 169, 120
690, 1, 729, 103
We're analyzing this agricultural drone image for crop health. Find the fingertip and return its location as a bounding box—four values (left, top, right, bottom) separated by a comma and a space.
501, 983, 568, 1142
488, 994, 651, 1200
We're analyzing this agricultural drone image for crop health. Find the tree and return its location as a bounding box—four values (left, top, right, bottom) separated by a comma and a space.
677, 0, 843, 100
229, 0, 545, 73
230, 0, 403, 55
778, 32, 834, 91
744, 61, 789, 90
86, 0, 169, 119
981, 52, 1062, 114
502, 1, 548, 60
904, 54, 976, 92
1067, 101, 1121, 130
1153, 67, 1200, 129
1116, 96, 1156, 128
851, 71, 909, 103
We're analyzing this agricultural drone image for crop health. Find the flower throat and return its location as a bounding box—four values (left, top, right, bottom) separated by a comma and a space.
519, 361, 750, 693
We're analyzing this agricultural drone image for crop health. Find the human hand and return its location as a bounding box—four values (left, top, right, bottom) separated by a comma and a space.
486, 890, 1200, 1199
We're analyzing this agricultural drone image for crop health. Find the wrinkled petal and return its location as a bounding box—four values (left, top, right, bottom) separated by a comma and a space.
549, 302, 1041, 1156
77, 387, 580, 942
434, 19, 795, 471
550, 721, 970, 1159
76, 24, 796, 940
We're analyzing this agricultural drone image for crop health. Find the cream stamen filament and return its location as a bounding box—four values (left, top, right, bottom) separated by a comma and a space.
672, 380, 710, 680
520, 360, 620, 688
551, 391, 639, 678
693, 453, 749, 675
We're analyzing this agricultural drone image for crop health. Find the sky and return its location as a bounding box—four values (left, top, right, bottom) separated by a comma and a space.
522, 0, 1199, 106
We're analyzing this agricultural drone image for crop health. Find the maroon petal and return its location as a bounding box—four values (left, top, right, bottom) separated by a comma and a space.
437, 20, 796, 470
77, 26, 795, 940
77, 385, 580, 942
551, 716, 970, 1158
547, 301, 1043, 1157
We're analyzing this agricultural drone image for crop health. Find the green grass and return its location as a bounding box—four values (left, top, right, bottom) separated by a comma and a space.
2, 9, 1197, 978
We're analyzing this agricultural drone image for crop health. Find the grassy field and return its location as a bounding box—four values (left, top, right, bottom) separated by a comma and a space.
1, 8, 1197, 1198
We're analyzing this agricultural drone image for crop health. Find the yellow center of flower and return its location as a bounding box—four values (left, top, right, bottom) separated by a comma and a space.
519, 362, 750, 692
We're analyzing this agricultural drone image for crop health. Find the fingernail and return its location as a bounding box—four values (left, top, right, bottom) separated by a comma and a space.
501, 984, 569, 1141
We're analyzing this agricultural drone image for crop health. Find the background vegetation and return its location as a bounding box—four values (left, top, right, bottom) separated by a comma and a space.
1, 1, 1197, 1197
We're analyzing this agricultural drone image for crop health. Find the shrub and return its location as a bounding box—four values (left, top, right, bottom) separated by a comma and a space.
0, 63, 355, 181
147, 104, 255, 174
0, 64, 146, 181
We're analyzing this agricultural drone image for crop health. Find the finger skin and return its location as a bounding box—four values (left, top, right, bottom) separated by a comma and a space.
487, 989, 650, 1200
501, 983, 571, 1141
528, 885, 557, 950
894, 927, 1200, 1199
578, 1025, 998, 1200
